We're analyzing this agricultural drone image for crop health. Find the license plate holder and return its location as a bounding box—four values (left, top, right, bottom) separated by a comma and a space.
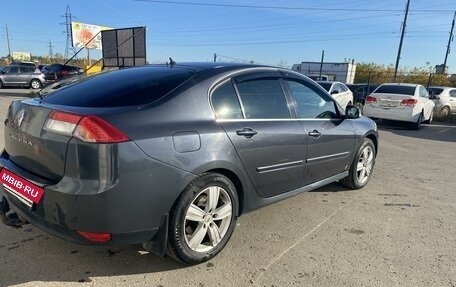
0, 168, 44, 208
379, 99, 398, 107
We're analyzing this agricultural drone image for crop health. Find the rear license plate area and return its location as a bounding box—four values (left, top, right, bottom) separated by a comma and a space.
0, 168, 44, 208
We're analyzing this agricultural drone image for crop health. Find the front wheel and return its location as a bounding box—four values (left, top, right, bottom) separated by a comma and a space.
340, 138, 376, 189
167, 173, 239, 264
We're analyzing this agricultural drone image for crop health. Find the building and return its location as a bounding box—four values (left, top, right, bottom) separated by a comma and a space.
291, 60, 357, 84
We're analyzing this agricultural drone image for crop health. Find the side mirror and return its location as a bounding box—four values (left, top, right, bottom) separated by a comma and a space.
331, 90, 339, 95
345, 105, 360, 119
428, 94, 437, 100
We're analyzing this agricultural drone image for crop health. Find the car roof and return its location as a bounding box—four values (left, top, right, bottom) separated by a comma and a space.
159, 62, 271, 71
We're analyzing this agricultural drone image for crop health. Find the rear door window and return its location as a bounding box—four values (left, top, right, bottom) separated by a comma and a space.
235, 78, 290, 119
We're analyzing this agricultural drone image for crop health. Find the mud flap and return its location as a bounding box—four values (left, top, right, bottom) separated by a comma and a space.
142, 214, 168, 257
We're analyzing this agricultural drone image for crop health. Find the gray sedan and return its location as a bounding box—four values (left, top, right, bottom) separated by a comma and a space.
0, 63, 378, 264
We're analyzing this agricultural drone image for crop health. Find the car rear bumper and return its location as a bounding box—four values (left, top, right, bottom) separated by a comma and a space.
0, 142, 196, 247
363, 105, 418, 123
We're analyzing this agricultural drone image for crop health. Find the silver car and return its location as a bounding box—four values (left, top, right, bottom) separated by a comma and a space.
0, 65, 45, 89
428, 86, 456, 117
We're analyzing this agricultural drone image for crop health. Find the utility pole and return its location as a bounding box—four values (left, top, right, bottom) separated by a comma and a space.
48, 40, 54, 60
443, 11, 455, 74
5, 24, 12, 62
394, 0, 410, 82
319, 50, 325, 80
62, 5, 77, 60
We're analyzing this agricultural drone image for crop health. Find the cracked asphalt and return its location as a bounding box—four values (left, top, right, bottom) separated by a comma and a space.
0, 91, 455, 287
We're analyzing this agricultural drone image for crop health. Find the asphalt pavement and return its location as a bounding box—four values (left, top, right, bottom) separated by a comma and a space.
0, 90, 455, 287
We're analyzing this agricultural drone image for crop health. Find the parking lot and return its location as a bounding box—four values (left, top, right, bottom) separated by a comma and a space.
0, 89, 455, 287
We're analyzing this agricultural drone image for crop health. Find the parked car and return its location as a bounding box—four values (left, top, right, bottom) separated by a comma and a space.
363, 83, 434, 129
0, 65, 45, 89
316, 81, 354, 109
44, 63, 83, 82
0, 63, 378, 264
427, 86, 456, 117
346, 83, 380, 106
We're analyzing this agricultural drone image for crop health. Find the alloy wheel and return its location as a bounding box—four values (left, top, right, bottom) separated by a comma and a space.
356, 145, 374, 185
184, 186, 232, 253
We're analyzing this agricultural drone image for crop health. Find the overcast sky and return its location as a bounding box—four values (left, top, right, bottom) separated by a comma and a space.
1, 0, 456, 72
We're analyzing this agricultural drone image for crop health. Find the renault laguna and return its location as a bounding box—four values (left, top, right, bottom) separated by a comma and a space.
0, 63, 378, 264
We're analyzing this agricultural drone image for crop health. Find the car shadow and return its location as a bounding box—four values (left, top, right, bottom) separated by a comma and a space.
0, 227, 187, 285
375, 119, 456, 143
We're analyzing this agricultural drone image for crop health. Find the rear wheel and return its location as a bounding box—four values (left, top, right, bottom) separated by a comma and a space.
340, 138, 376, 189
423, 111, 433, 124
167, 173, 239, 264
440, 106, 450, 118
30, 79, 42, 90
413, 112, 423, 130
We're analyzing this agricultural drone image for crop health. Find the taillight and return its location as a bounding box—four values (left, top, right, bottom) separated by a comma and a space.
44, 111, 129, 143
365, 96, 377, 104
400, 98, 418, 107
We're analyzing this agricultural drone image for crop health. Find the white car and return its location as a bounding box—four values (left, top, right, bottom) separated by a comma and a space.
363, 83, 434, 129
428, 86, 456, 117
316, 81, 354, 109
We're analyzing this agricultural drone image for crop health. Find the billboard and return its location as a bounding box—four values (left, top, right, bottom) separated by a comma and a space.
101, 27, 147, 68
71, 22, 112, 50
12, 51, 31, 61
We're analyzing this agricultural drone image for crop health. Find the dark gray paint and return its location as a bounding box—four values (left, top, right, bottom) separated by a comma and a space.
0, 63, 378, 251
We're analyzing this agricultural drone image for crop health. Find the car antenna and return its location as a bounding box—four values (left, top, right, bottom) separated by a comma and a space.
167, 57, 176, 67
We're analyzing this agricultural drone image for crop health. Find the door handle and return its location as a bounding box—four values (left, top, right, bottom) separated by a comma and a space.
236, 128, 258, 138
308, 130, 321, 138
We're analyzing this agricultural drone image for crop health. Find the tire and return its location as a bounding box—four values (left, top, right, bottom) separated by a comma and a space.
30, 79, 42, 90
167, 173, 239, 264
413, 112, 423, 130
440, 106, 450, 118
340, 138, 376, 190
0, 81, 3, 89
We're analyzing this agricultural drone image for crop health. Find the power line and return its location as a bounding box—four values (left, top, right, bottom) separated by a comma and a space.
135, 0, 452, 13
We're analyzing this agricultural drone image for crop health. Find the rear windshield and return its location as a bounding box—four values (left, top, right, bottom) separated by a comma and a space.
42, 66, 196, 107
317, 82, 332, 92
428, 88, 444, 95
375, 85, 416, 95
45, 64, 62, 72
